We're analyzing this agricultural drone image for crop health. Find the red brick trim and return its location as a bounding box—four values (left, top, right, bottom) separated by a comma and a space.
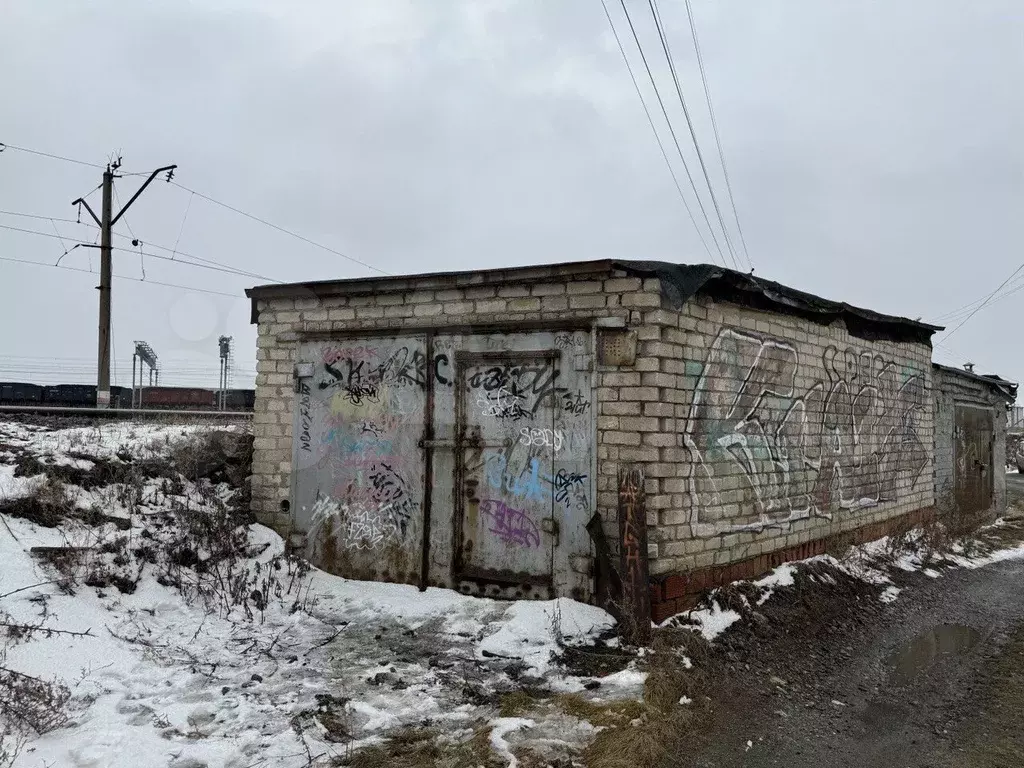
649, 506, 936, 624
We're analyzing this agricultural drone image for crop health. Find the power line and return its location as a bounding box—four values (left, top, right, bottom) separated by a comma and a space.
0, 254, 245, 298
0, 142, 105, 169
683, 0, 753, 271
614, 0, 727, 264
0, 222, 274, 282
933, 273, 1024, 322
935, 261, 1024, 344
0, 210, 95, 227
599, 0, 718, 265
108, 231, 277, 282
172, 183, 389, 278
647, 0, 740, 270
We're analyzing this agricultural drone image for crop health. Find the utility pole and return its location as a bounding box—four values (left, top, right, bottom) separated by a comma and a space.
73, 161, 176, 407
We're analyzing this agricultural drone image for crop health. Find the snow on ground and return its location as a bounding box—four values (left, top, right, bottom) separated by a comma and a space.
0, 420, 638, 768
661, 519, 1024, 641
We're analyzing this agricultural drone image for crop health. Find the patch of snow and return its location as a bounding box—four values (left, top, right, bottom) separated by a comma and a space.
689, 602, 742, 641
490, 717, 535, 768
595, 668, 647, 687
476, 598, 614, 676
679, 695, 692, 705
879, 586, 901, 603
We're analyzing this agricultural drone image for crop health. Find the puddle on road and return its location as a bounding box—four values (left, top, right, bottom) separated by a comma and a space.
887, 624, 981, 685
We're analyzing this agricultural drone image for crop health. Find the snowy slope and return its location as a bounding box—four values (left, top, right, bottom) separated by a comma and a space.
0, 421, 636, 768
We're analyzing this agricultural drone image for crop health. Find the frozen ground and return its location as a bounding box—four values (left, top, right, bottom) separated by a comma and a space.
0, 421, 638, 768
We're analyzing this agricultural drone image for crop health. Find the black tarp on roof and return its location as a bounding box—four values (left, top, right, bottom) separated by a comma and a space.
613, 261, 943, 345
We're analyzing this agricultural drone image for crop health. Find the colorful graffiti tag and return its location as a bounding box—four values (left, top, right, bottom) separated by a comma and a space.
479, 499, 541, 548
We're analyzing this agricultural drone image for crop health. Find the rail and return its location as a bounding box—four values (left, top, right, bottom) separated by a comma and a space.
0, 405, 252, 419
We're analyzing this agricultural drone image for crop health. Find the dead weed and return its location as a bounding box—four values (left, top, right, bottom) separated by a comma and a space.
340, 725, 502, 768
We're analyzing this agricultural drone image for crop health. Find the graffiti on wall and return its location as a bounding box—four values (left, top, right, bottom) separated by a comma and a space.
308, 497, 403, 551
301, 341, 426, 554
480, 499, 541, 548
684, 328, 928, 530
466, 361, 566, 418
320, 344, 452, 392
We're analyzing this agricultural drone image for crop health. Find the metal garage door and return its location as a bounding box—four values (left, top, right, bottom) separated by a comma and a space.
954, 405, 993, 515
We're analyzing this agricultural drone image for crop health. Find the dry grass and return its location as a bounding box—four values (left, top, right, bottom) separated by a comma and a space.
582, 628, 715, 768
555, 693, 647, 728
499, 689, 543, 718
342, 725, 501, 768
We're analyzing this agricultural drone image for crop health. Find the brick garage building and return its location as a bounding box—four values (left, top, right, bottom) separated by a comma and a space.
932, 363, 1016, 531
246, 261, 941, 622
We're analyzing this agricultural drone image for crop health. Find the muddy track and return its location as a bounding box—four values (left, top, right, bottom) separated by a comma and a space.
685, 556, 1024, 767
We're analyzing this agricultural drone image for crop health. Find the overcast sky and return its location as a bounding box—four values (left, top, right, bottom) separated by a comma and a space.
1, 0, 1021, 390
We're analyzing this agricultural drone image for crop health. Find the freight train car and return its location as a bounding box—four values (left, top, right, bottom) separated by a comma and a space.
138, 386, 217, 409
223, 388, 256, 411
0, 382, 253, 410
0, 382, 43, 405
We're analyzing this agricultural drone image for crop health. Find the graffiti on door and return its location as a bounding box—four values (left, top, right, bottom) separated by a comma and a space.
480, 499, 542, 548
684, 328, 928, 531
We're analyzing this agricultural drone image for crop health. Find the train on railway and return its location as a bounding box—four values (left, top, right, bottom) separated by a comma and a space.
0, 382, 255, 411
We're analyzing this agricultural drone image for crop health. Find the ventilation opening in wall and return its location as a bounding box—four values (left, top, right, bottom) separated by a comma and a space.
597, 329, 637, 366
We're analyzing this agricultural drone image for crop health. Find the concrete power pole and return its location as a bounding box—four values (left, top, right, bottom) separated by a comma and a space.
73, 161, 176, 407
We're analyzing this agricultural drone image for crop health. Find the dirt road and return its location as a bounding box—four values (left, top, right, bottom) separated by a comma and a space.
686, 546, 1024, 767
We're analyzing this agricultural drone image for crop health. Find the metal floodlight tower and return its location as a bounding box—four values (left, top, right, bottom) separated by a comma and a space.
132, 341, 158, 409
218, 336, 233, 411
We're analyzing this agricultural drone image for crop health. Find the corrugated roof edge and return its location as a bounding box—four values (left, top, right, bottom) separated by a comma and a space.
932, 362, 1018, 403
245, 258, 942, 344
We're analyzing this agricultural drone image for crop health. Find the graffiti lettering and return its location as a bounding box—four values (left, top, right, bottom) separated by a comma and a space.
320, 348, 452, 391
342, 382, 379, 405
484, 454, 547, 501
299, 381, 313, 453
561, 391, 591, 415
477, 386, 532, 421
467, 362, 565, 415
308, 497, 406, 551
548, 469, 588, 506
323, 345, 378, 366
554, 333, 586, 349
684, 328, 929, 532
519, 427, 564, 452
479, 499, 541, 548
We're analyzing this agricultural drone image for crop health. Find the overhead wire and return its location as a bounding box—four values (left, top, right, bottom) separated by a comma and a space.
3, 142, 383, 279
0, 142, 105, 169
598, 0, 718, 264
934, 260, 1024, 344
169, 181, 388, 277
614, 0, 728, 265
932, 273, 1024, 323
682, 0, 753, 271
0, 210, 95, 227
0, 254, 247, 298
647, 0, 740, 270
171, 191, 194, 260
111, 184, 146, 279
0, 222, 276, 282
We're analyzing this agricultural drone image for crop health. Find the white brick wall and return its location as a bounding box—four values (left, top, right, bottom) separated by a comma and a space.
251, 267, 939, 587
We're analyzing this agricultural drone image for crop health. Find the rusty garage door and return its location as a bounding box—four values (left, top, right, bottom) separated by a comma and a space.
292, 337, 428, 585
954, 405, 993, 515
455, 351, 561, 588
292, 329, 595, 600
